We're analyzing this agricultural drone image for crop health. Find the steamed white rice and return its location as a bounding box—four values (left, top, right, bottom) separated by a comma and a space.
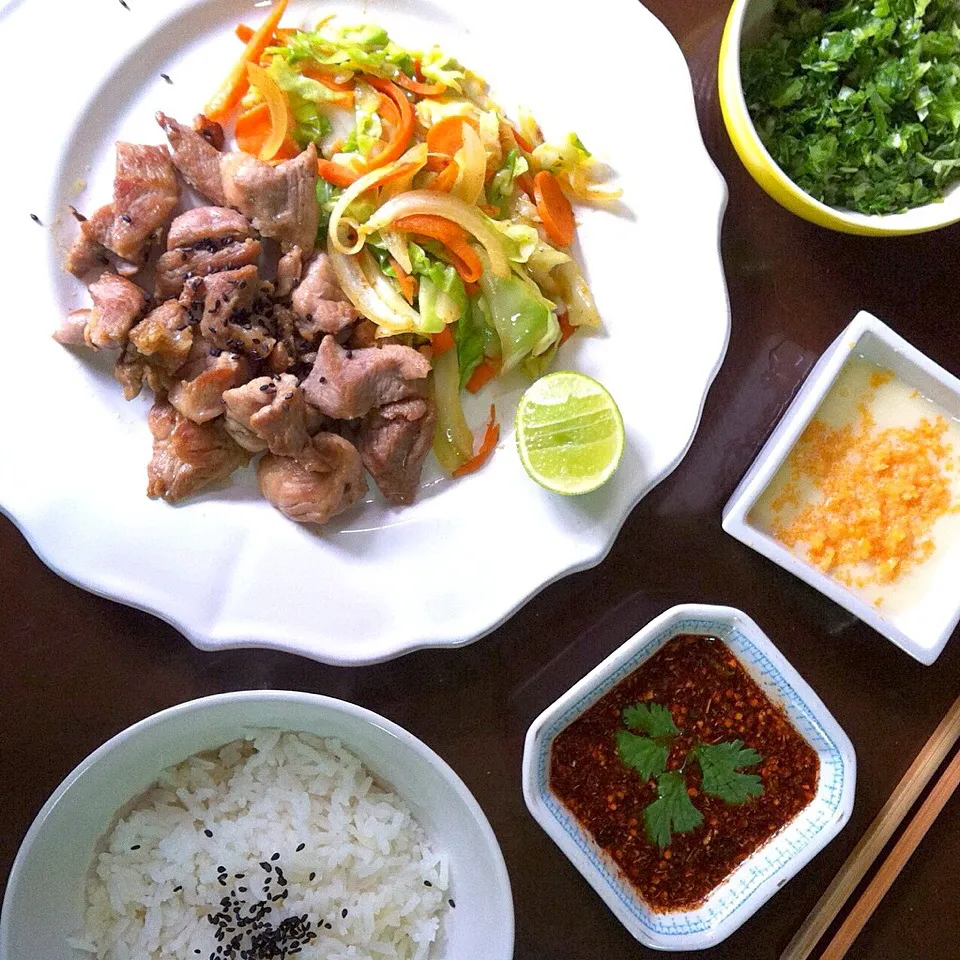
69, 730, 449, 960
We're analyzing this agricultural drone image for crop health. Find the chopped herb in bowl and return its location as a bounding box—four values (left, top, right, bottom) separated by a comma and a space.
741, 0, 960, 215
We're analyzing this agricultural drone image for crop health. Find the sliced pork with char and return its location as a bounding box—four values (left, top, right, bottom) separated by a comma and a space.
276, 245, 303, 298
155, 237, 261, 299
54, 309, 92, 346
83, 272, 146, 350
107, 143, 179, 262
220, 143, 318, 253
193, 113, 225, 150
222, 375, 312, 456
196, 265, 275, 358
291, 251, 359, 338
169, 350, 248, 423
257, 433, 366, 525
156, 112, 227, 205
65, 206, 114, 277
166, 207, 252, 248
147, 399, 249, 502
302, 336, 431, 420
129, 300, 194, 374
357, 397, 437, 505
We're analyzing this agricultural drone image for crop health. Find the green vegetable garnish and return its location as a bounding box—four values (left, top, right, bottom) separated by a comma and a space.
615, 701, 764, 849
741, 0, 960, 214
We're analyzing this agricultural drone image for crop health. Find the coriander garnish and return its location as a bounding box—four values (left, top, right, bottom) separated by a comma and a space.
615, 701, 764, 849
741, 0, 960, 215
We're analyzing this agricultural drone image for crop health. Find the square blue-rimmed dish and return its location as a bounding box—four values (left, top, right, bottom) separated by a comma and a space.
521, 604, 856, 951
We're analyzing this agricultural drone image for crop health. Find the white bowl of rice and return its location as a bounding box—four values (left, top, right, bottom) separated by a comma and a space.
0, 691, 513, 960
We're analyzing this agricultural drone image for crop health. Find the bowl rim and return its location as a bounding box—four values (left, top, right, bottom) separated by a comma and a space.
719, 0, 960, 235
521, 603, 856, 951
722, 309, 960, 665
0, 690, 515, 960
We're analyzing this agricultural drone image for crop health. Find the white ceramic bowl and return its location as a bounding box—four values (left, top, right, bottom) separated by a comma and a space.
522, 604, 855, 952
723, 310, 960, 665
0, 691, 514, 960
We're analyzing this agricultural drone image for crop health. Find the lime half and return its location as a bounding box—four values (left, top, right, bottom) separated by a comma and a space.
515, 372, 624, 495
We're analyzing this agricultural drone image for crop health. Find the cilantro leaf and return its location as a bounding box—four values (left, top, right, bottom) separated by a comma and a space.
615, 730, 669, 782
695, 741, 764, 804
644, 771, 704, 850
741, 0, 960, 214
622, 702, 680, 739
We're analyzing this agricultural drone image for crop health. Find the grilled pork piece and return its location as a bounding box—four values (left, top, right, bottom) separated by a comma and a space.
257, 433, 366, 525
166, 207, 252, 248
156, 238, 261, 299
301, 336, 431, 420
220, 143, 319, 253
222, 375, 312, 457
193, 113, 225, 151
54, 309, 92, 346
129, 300, 194, 374
291, 251, 359, 338
275, 245, 303, 298
169, 351, 248, 423
82, 272, 146, 350
196, 265, 275, 358
357, 397, 436, 505
146, 399, 249, 502
157, 112, 227, 205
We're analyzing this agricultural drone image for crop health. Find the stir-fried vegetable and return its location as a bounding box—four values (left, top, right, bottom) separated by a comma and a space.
208, 7, 619, 477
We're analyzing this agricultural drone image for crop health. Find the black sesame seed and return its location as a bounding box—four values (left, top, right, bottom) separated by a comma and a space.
318, 376, 327, 384
204, 829, 213, 838
130, 844, 140, 850
30, 213, 42, 225
120, 213, 132, 224
271, 852, 280, 861
308, 872, 316, 881
423, 880, 432, 887
161, 73, 173, 84
449, 898, 456, 908
341, 908, 348, 918
118, 0, 129, 8
296, 842, 305, 852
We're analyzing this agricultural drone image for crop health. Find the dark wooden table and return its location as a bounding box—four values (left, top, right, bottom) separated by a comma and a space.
3, 2, 960, 958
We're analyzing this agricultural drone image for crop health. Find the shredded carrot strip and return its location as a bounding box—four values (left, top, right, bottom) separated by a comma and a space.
428, 160, 460, 193
426, 115, 481, 171
395, 60, 447, 97
361, 77, 414, 170
393, 214, 482, 284
533, 170, 575, 247
235, 23, 254, 43
206, 0, 289, 124
235, 102, 297, 161
317, 158, 362, 187
431, 325, 455, 356
390, 257, 419, 304
558, 310, 575, 343
246, 62, 290, 161
465, 358, 500, 394
453, 405, 500, 477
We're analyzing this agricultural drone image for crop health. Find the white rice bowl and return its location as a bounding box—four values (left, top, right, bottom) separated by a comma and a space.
69, 730, 449, 960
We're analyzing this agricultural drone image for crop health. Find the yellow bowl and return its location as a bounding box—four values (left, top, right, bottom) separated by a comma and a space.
718, 0, 960, 235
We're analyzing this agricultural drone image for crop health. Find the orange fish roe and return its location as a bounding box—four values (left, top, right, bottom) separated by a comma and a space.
770, 380, 958, 588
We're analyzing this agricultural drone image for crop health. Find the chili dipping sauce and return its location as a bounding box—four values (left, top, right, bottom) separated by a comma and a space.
549, 633, 819, 912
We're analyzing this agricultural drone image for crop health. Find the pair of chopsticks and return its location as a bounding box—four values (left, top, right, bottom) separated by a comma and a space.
782, 692, 960, 960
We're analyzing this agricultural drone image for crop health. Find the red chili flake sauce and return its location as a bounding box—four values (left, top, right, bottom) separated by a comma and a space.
549, 634, 819, 911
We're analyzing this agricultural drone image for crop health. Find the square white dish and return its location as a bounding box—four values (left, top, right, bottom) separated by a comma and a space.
521, 604, 855, 952
722, 310, 960, 665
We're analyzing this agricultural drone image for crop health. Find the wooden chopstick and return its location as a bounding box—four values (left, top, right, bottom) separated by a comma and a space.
781, 691, 960, 960
818, 745, 960, 960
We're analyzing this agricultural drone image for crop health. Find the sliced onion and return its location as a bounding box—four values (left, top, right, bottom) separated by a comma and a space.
432, 348, 473, 468
555, 260, 601, 327
381, 229, 412, 274
328, 247, 415, 334
357, 248, 423, 333
328, 143, 429, 255
333, 216, 364, 255
363, 190, 510, 278
452, 121, 486, 206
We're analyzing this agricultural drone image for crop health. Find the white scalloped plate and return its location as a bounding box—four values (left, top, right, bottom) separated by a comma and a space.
0, 0, 729, 664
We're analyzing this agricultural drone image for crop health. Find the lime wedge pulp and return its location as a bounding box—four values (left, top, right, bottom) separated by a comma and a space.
515, 371, 624, 495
